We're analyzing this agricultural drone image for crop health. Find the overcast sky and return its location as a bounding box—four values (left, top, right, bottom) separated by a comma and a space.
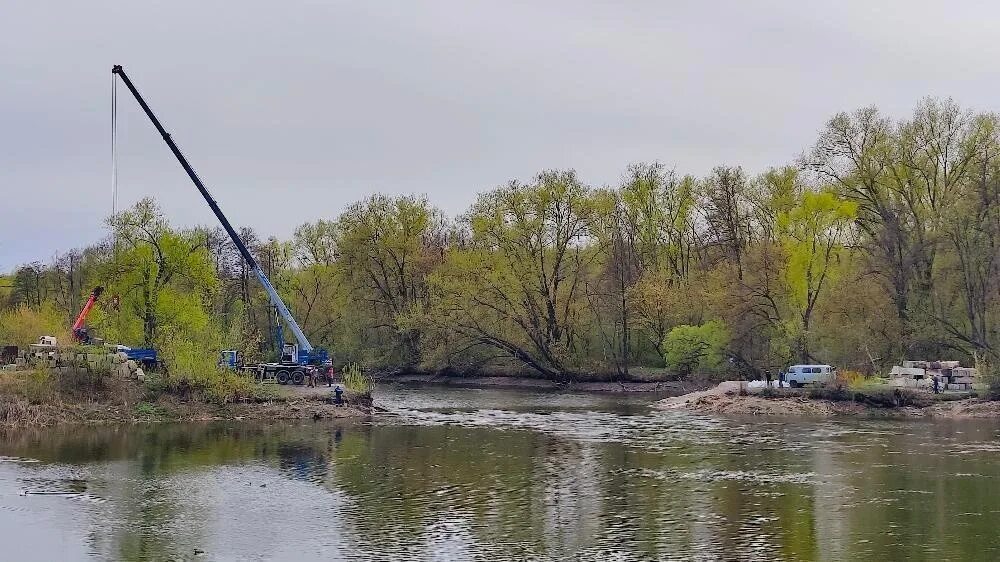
2, 1, 999, 272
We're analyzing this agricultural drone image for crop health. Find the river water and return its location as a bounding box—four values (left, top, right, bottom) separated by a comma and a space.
1, 385, 1000, 561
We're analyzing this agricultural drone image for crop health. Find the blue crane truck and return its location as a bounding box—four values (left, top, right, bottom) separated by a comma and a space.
112, 65, 331, 385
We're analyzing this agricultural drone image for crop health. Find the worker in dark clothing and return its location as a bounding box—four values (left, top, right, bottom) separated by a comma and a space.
764, 369, 772, 388
933, 375, 940, 394
333, 385, 344, 405
778, 370, 785, 388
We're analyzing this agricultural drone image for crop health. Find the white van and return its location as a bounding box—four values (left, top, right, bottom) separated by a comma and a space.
783, 364, 835, 388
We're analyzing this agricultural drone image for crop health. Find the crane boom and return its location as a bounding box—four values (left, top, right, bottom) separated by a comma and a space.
72, 286, 104, 343
111, 65, 314, 353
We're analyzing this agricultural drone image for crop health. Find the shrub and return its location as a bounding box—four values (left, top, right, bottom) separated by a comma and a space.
0, 370, 55, 404
0, 304, 71, 347
663, 321, 728, 377
835, 369, 864, 387
342, 362, 375, 396
157, 332, 267, 404
135, 401, 166, 418
976, 353, 1000, 400
807, 386, 853, 402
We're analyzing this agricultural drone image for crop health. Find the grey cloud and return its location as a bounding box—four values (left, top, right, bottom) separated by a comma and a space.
2, 0, 999, 270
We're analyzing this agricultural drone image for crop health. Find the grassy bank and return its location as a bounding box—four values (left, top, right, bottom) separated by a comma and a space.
0, 369, 371, 428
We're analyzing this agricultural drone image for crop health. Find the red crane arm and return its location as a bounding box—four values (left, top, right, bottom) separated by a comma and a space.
72, 286, 104, 333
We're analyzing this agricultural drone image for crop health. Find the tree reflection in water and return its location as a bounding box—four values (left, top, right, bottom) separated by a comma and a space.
1, 405, 1000, 560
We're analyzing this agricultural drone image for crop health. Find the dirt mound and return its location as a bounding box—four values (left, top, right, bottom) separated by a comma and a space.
656, 382, 916, 417
659, 392, 854, 417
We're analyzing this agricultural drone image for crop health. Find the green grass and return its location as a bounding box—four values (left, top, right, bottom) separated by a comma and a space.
135, 401, 166, 418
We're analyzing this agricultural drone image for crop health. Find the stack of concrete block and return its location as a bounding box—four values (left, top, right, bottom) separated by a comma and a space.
888, 359, 978, 391
2, 343, 148, 381
888, 365, 931, 388
947, 367, 978, 391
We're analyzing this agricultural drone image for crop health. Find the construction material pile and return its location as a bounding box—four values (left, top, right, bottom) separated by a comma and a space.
0, 338, 146, 382
888, 360, 978, 391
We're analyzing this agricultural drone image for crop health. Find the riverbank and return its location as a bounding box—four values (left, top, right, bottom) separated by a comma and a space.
379, 371, 707, 394
0, 370, 371, 428
657, 381, 1000, 418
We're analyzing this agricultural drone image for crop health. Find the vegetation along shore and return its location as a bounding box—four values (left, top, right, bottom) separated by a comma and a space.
6, 98, 1000, 410
0, 365, 370, 428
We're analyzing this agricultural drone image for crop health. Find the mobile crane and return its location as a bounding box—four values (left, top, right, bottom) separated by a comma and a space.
71, 286, 103, 344
111, 65, 330, 384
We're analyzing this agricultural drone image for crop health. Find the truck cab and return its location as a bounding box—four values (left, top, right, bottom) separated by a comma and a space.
784, 364, 835, 388
219, 350, 240, 368
280, 343, 299, 364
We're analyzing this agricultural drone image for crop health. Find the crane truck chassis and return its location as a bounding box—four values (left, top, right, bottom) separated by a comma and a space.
111, 65, 331, 385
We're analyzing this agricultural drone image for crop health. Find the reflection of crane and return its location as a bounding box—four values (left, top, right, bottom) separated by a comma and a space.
111, 65, 329, 384
72, 286, 103, 344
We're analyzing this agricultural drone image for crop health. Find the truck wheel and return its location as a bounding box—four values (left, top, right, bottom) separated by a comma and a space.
789, 380, 800, 389
292, 370, 305, 385
276, 370, 290, 385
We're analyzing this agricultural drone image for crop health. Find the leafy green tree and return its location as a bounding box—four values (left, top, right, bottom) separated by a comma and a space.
0, 275, 10, 308
702, 166, 753, 279
427, 171, 598, 378
663, 321, 729, 377
100, 198, 218, 346
330, 194, 446, 366
7, 263, 45, 309
778, 190, 857, 361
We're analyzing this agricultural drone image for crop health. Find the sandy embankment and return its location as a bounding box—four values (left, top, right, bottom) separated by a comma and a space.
656, 382, 868, 416
655, 381, 1000, 418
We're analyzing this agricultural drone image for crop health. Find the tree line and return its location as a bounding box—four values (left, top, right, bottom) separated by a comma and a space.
4, 97, 1000, 381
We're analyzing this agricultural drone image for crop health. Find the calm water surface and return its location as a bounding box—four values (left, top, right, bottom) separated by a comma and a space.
2, 384, 1000, 561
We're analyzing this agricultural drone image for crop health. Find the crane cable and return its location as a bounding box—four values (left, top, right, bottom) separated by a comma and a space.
111, 72, 119, 218
110, 73, 121, 314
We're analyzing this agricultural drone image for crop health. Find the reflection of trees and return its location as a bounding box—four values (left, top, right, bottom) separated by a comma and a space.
594, 444, 675, 558
593, 434, 820, 559
822, 422, 1000, 560
0, 424, 267, 467
276, 442, 329, 482
1, 423, 345, 560
7, 418, 1000, 559
536, 440, 602, 556
328, 424, 552, 557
